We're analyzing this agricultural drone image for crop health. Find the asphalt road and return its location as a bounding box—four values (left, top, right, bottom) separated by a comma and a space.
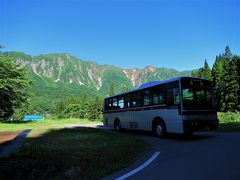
106, 131, 240, 180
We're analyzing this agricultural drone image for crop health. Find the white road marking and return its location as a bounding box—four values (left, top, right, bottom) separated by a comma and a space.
115, 151, 160, 180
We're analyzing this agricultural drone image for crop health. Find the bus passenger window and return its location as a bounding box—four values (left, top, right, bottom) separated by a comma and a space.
113, 98, 118, 109
118, 97, 124, 109
143, 90, 151, 106
159, 93, 165, 104
106, 99, 112, 110
132, 93, 141, 107
125, 95, 132, 108
167, 88, 179, 106
153, 92, 159, 104
153, 90, 165, 105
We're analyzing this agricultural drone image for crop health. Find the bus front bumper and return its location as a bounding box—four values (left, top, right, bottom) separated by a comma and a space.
183, 119, 219, 132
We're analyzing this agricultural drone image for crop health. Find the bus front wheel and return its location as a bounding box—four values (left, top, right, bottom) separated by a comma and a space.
114, 119, 121, 132
154, 121, 166, 138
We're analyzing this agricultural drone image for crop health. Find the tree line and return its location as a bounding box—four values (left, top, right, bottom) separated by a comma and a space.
192, 46, 240, 112
54, 96, 103, 121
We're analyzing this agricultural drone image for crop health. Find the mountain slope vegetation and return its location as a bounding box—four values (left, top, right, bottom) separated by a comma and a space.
1, 51, 191, 112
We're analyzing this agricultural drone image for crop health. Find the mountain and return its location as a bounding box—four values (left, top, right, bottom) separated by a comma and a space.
1, 51, 191, 112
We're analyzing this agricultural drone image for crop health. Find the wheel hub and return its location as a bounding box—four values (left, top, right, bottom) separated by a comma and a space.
156, 125, 163, 136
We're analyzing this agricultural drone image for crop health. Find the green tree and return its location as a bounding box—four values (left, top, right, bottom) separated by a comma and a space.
0, 56, 31, 119
108, 82, 115, 96
197, 68, 204, 78
212, 55, 224, 110
191, 69, 199, 77
221, 58, 231, 111
237, 56, 240, 110
196, 60, 212, 79
121, 84, 131, 92
54, 101, 66, 117
203, 59, 212, 80
86, 97, 103, 121
229, 56, 240, 111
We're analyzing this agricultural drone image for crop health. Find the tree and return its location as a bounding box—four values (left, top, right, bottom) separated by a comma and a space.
86, 97, 103, 121
229, 56, 240, 111
212, 55, 224, 110
108, 82, 115, 96
121, 84, 131, 92
237, 56, 240, 110
191, 69, 199, 77
203, 59, 212, 80
0, 56, 31, 119
199, 68, 204, 78
196, 60, 212, 79
221, 58, 231, 111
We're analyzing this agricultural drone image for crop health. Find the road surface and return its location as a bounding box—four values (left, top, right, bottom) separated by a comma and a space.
105, 131, 240, 180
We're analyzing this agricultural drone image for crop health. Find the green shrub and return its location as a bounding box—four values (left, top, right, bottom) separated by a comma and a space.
218, 111, 240, 123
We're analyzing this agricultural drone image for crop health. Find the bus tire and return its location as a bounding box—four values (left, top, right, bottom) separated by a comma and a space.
184, 130, 194, 136
153, 119, 166, 138
114, 119, 121, 132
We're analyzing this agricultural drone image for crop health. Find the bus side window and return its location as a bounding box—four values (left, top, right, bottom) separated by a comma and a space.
159, 92, 166, 104
132, 93, 141, 107
153, 89, 165, 105
153, 91, 159, 104
106, 99, 112, 110
118, 97, 124, 109
125, 95, 132, 108
167, 88, 180, 107
143, 90, 151, 106
112, 98, 118, 109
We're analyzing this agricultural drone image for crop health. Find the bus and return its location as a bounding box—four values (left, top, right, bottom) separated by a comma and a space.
103, 76, 219, 137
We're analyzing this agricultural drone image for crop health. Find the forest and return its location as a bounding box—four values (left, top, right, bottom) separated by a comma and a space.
192, 46, 240, 112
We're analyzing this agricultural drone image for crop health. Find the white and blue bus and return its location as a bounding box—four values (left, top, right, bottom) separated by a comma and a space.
103, 76, 219, 137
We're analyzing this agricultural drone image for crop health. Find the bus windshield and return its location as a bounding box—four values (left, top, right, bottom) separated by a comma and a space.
181, 78, 213, 110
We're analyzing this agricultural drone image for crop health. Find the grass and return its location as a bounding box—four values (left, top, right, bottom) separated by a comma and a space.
218, 112, 240, 131
0, 119, 147, 179
0, 127, 146, 179
0, 118, 101, 133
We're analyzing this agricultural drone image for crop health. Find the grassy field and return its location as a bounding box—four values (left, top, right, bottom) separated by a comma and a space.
218, 112, 240, 131
0, 118, 101, 133
0, 120, 146, 179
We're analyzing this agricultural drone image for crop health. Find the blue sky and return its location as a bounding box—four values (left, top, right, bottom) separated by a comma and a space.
0, 0, 239, 71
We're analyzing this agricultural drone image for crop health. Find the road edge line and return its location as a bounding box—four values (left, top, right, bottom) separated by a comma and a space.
115, 151, 160, 180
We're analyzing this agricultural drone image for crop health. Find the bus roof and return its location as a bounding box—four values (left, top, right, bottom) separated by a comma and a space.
105, 76, 208, 99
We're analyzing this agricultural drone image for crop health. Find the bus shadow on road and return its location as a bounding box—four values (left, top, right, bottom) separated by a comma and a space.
118, 129, 215, 141
164, 132, 215, 141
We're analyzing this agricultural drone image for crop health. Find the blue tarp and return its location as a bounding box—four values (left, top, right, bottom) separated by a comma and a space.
23, 115, 44, 121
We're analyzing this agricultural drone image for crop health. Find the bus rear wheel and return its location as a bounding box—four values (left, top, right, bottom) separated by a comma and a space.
154, 121, 166, 138
184, 130, 194, 136
114, 119, 121, 132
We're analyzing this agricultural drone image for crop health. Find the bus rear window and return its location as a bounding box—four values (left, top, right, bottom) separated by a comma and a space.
181, 78, 214, 109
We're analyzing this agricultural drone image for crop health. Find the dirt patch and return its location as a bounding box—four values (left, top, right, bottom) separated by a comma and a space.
0, 131, 21, 148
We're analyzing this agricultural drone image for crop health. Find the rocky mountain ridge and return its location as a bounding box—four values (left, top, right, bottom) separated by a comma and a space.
2, 51, 191, 91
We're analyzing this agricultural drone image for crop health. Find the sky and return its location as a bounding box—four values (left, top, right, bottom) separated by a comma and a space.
0, 0, 239, 71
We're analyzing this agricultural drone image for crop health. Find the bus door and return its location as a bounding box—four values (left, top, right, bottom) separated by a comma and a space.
165, 87, 183, 133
